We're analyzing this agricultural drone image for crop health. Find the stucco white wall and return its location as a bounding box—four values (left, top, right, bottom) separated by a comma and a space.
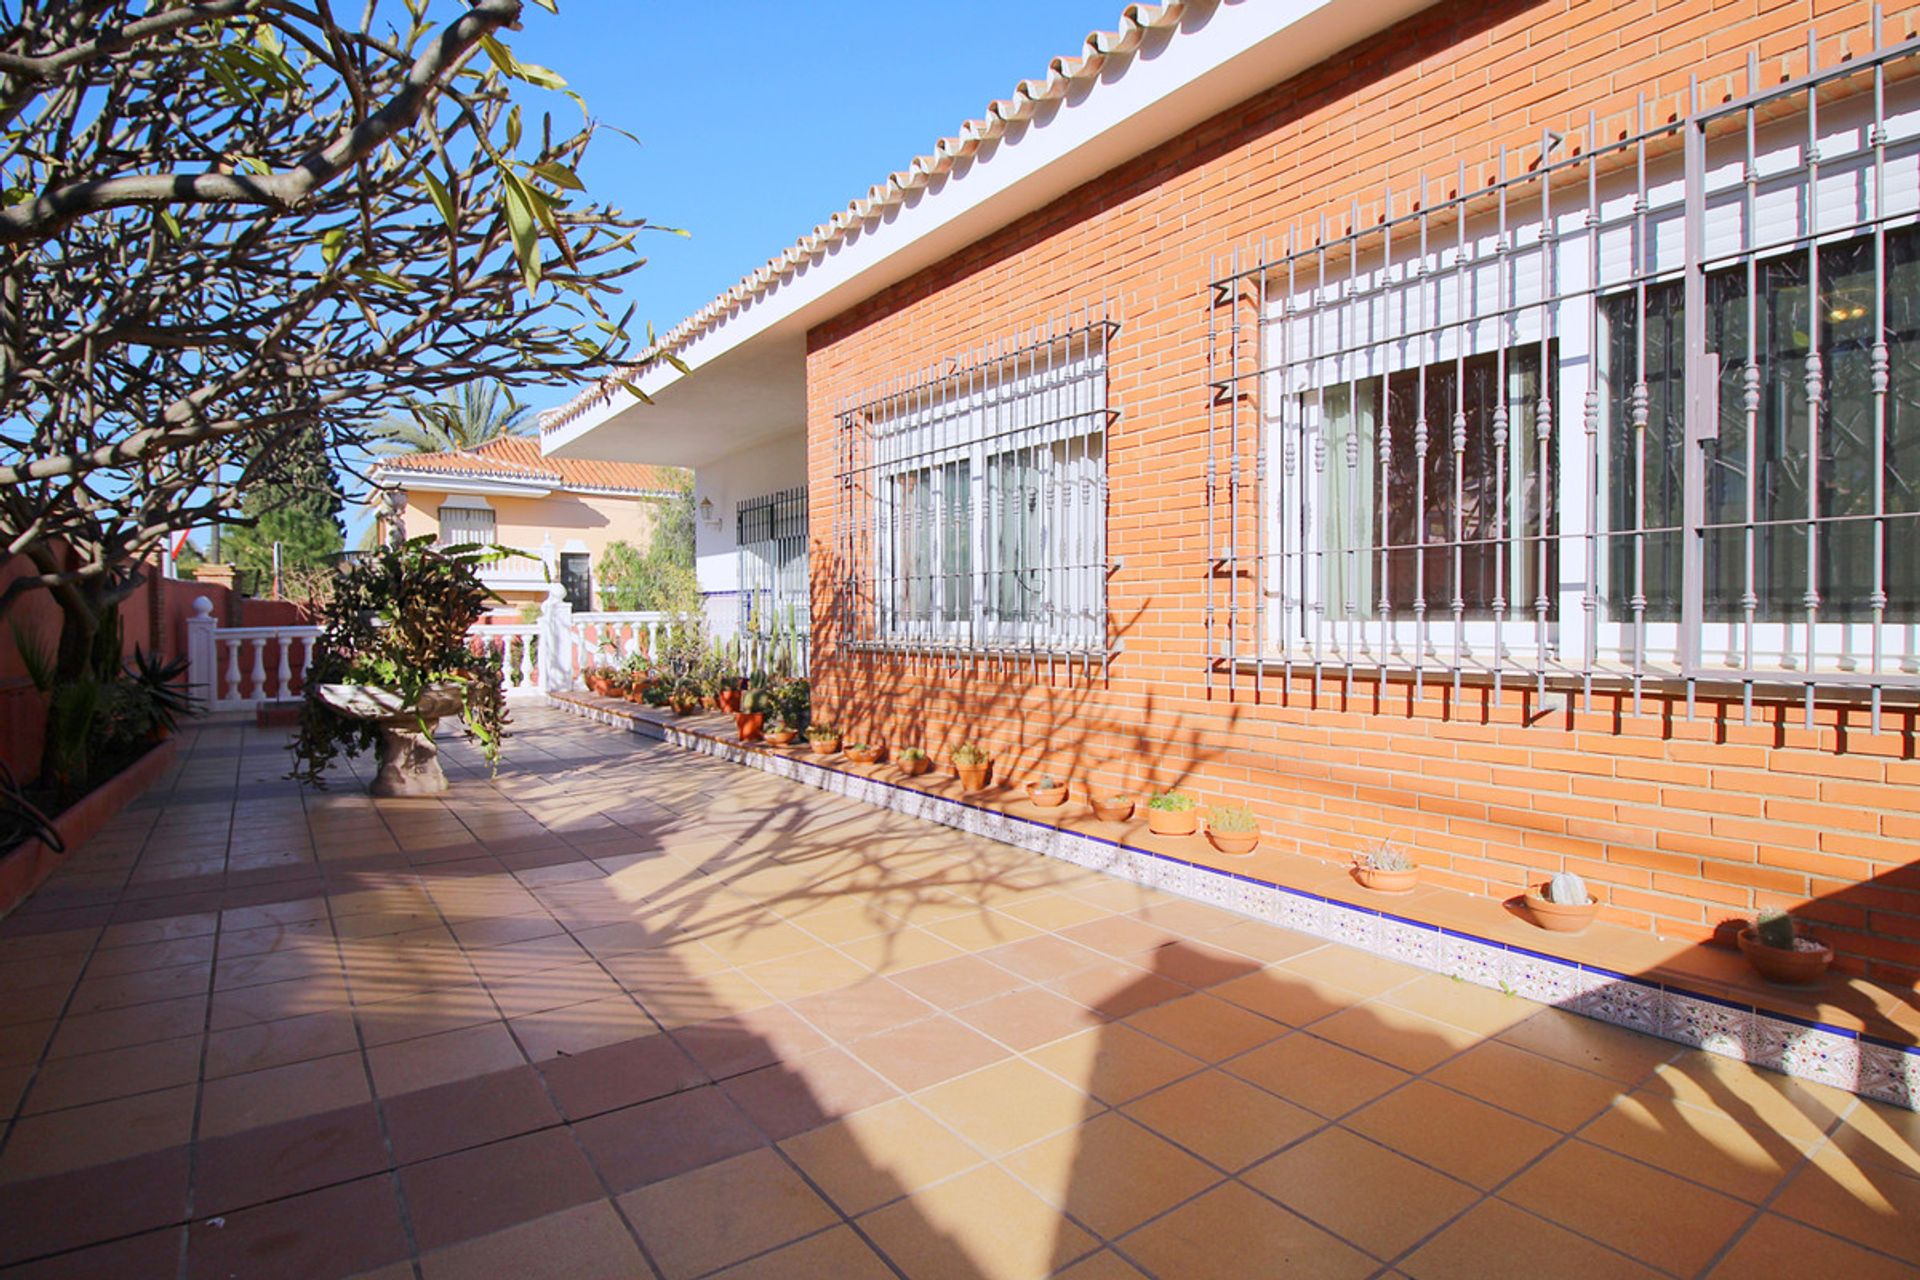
693, 429, 807, 635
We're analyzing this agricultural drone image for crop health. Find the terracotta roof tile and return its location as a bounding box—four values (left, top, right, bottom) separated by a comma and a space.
375, 436, 684, 494
540, 0, 1189, 434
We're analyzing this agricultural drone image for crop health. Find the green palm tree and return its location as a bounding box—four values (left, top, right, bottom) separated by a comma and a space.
377, 383, 535, 454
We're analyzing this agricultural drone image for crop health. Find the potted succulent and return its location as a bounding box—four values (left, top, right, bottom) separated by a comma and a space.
735, 674, 771, 742
585, 666, 613, 696
898, 746, 931, 777
845, 741, 883, 765
765, 719, 800, 747
1352, 841, 1419, 893
807, 723, 842, 755
1145, 791, 1198, 836
1205, 805, 1260, 855
951, 743, 993, 791
1739, 908, 1833, 984
289, 537, 507, 797
1027, 775, 1068, 808
668, 678, 701, 715
1090, 792, 1135, 822
1524, 871, 1601, 933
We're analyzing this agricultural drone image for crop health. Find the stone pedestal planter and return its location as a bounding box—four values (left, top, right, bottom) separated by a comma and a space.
319, 683, 466, 797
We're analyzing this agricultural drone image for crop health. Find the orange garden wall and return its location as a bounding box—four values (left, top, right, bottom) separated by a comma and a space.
803, 0, 1920, 983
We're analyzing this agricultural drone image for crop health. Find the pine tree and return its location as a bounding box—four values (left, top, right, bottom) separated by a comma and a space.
223, 424, 345, 597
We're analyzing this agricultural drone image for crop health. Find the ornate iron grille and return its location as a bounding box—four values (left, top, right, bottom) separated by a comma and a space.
1209, 11, 1920, 730
832, 307, 1114, 669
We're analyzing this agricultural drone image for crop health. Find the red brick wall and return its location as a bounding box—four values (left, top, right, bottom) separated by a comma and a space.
803, 0, 1920, 982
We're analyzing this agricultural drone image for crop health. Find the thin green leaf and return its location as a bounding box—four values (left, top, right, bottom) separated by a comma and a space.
157, 209, 182, 241
320, 225, 346, 266
421, 170, 457, 233
531, 161, 584, 191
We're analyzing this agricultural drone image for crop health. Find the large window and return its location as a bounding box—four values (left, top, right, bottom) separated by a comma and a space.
437, 502, 495, 546
738, 486, 810, 675
839, 317, 1110, 654
1235, 43, 1920, 708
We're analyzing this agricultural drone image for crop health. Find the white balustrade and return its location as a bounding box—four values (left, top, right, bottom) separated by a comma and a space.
185, 598, 323, 710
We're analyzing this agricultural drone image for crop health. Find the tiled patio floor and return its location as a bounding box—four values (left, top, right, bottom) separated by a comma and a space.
1, 708, 1916, 1279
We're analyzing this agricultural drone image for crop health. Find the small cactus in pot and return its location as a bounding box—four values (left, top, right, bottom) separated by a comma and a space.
1352, 840, 1419, 893
1027, 775, 1068, 808
1738, 907, 1833, 984
1144, 791, 1199, 837
897, 746, 931, 777
1524, 870, 1601, 933
1205, 805, 1260, 856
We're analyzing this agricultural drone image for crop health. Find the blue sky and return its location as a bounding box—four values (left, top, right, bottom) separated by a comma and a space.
508, 0, 1129, 413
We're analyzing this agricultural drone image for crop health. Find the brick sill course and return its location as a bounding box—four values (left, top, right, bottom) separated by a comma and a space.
550, 690, 1920, 1108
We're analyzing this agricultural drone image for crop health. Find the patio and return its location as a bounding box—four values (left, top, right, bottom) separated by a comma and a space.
0, 708, 1915, 1279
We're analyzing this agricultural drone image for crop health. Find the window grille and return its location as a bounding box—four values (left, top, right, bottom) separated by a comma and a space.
832, 309, 1113, 662
1209, 13, 1920, 728
437, 504, 496, 546
737, 485, 810, 675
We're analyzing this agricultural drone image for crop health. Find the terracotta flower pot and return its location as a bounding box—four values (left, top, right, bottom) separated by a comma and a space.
955, 762, 992, 791
810, 736, 840, 755
1523, 885, 1600, 933
1738, 928, 1834, 984
1145, 806, 1198, 837
735, 712, 764, 742
717, 688, 743, 714
626, 687, 650, 703
1028, 783, 1068, 808
847, 745, 882, 765
670, 697, 698, 716
1353, 865, 1420, 894
1207, 829, 1259, 856
1090, 796, 1135, 822
765, 727, 798, 747
899, 756, 931, 777
587, 676, 609, 696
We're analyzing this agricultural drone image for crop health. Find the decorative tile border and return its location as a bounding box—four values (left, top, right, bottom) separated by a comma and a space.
551, 693, 1920, 1110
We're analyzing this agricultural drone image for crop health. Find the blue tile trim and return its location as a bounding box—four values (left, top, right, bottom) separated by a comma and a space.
550, 692, 1918, 1109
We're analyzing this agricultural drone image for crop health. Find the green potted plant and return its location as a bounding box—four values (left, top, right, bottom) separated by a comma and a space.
736, 673, 771, 741
1145, 791, 1198, 836
807, 722, 842, 755
1205, 805, 1260, 855
845, 741, 883, 765
951, 743, 992, 791
1738, 908, 1833, 984
289, 537, 507, 796
898, 746, 931, 777
1524, 871, 1601, 933
1090, 791, 1135, 822
1027, 775, 1068, 808
1352, 840, 1419, 892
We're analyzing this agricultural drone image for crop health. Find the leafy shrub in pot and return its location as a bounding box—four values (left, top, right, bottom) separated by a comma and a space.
1090, 792, 1135, 822
1352, 841, 1419, 893
1205, 805, 1260, 855
1145, 791, 1198, 836
806, 723, 841, 755
898, 747, 931, 777
845, 741, 882, 764
951, 743, 992, 791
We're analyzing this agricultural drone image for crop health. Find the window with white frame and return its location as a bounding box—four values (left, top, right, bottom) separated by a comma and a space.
436, 501, 495, 546
837, 316, 1110, 654
1235, 38, 1920, 711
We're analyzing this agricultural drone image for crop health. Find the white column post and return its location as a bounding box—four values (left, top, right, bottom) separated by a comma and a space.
539, 583, 573, 692
183, 596, 218, 709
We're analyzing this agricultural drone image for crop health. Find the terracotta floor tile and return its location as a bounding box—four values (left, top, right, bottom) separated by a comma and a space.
860, 1163, 1099, 1280
207, 971, 353, 1033
483, 961, 626, 1020
1029, 1023, 1204, 1105
1378, 973, 1541, 1038
46, 992, 207, 1058
620, 1146, 839, 1280
1706, 1211, 1920, 1280
382, 1064, 562, 1164
995, 893, 1114, 932
19, 1033, 201, 1114
720, 1045, 897, 1141
1211, 969, 1353, 1028
1054, 1249, 1151, 1278
1047, 959, 1189, 1020
0, 1147, 190, 1266
401, 1126, 606, 1251
574, 1084, 766, 1192
1494, 1008, 1679, 1086
1003, 1111, 1222, 1236
780, 1095, 985, 1214
788, 902, 904, 946
848, 1013, 1009, 1092
788, 977, 936, 1043
1583, 1088, 1814, 1203
890, 954, 1030, 1009
1123, 1069, 1323, 1171
739, 947, 873, 1001
535, 1031, 707, 1122
916, 1057, 1097, 1157
85, 933, 217, 978
203, 1008, 360, 1079
1399, 1198, 1663, 1280
0, 1083, 197, 1182
1119, 1180, 1375, 1280
1826, 1095, 1920, 1181
981, 935, 1110, 984
953, 986, 1100, 1051
509, 994, 655, 1060
419, 1200, 646, 1280
1504, 1138, 1752, 1274
1347, 1081, 1559, 1190
1277, 946, 1422, 998
672, 1003, 830, 1080
366, 1020, 525, 1098
708, 1224, 898, 1280
1123, 992, 1289, 1063
197, 1050, 371, 1139
0, 1018, 55, 1069
1639, 1048, 1851, 1146
1772, 1142, 1920, 1264
1307, 1000, 1482, 1074
1426, 1040, 1623, 1132
1059, 914, 1183, 960
1248, 1126, 1481, 1258
193, 1101, 390, 1215
184, 1173, 411, 1280
922, 910, 1043, 953
1227, 1032, 1411, 1118
0, 1226, 184, 1280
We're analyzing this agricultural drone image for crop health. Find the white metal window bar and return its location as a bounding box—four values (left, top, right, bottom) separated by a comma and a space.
1209, 12, 1920, 730
833, 307, 1113, 664
737, 485, 811, 675
437, 504, 496, 546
